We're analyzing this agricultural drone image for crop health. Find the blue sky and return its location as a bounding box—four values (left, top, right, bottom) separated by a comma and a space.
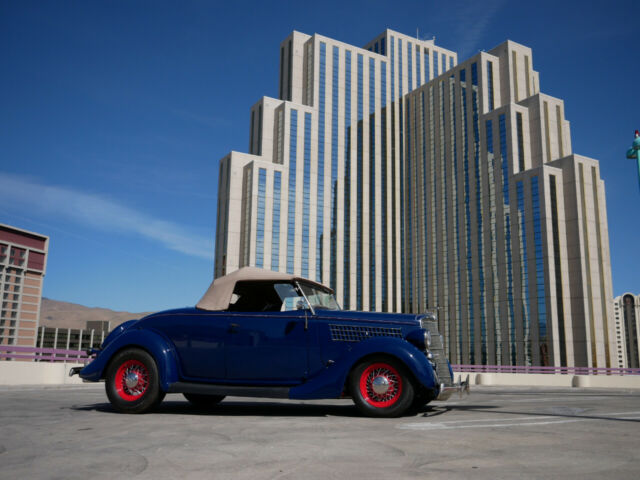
1, 0, 638, 312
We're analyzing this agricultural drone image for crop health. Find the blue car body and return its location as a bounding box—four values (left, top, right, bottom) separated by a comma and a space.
80, 308, 449, 399
74, 267, 467, 416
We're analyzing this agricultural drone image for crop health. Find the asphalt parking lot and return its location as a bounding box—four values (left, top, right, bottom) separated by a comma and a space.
1, 384, 639, 479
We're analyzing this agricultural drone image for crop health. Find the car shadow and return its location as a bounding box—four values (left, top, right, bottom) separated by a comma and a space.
72, 400, 365, 417
71, 399, 496, 418
412, 404, 499, 417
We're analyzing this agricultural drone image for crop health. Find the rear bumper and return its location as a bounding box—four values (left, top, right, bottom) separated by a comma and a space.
436, 374, 470, 401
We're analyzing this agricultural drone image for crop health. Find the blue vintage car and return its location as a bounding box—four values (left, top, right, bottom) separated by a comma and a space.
71, 267, 469, 417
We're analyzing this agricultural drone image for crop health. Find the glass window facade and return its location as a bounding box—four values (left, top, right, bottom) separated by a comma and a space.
406, 95, 413, 312
449, 74, 461, 362
343, 50, 352, 309
461, 68, 472, 363
255, 168, 267, 268
391, 37, 397, 312
487, 61, 494, 111
330, 46, 339, 291
398, 38, 405, 311
500, 113, 516, 365
271, 171, 281, 270
486, 119, 501, 364
424, 50, 430, 82
550, 175, 566, 365
302, 112, 312, 277
369, 57, 376, 310
472, 62, 486, 363
415, 45, 421, 86
286, 109, 298, 274
516, 180, 531, 364
531, 176, 547, 362
381, 62, 388, 311
356, 53, 363, 310
316, 42, 326, 282
434, 49, 438, 77
516, 112, 525, 172
408, 41, 413, 91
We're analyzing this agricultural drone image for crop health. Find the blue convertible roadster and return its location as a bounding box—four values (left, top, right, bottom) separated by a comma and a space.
71, 267, 469, 417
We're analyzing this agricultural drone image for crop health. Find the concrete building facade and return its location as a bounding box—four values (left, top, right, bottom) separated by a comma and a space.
403, 41, 615, 368
214, 29, 615, 368
0, 224, 49, 347
613, 293, 640, 368
37, 324, 108, 353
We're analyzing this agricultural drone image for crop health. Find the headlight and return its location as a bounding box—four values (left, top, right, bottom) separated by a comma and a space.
424, 330, 432, 350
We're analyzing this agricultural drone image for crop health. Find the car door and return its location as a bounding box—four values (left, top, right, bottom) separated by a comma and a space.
224, 281, 310, 383
151, 311, 227, 380
225, 311, 309, 382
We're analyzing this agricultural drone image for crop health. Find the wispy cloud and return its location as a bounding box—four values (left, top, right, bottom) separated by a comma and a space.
424, 0, 507, 58
0, 173, 213, 260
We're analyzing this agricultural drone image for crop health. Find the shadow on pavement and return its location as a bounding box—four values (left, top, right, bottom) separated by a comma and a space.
71, 400, 496, 418
72, 400, 365, 417
437, 405, 640, 424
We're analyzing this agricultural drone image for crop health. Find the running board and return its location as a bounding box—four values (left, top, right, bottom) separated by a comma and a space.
167, 382, 290, 399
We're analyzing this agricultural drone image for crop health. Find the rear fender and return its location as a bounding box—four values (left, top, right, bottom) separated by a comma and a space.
79, 328, 179, 391
290, 337, 437, 400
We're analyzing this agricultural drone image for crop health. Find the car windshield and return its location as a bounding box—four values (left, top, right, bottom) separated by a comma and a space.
299, 283, 341, 311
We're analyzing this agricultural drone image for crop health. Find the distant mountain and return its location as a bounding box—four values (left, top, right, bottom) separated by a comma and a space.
39, 298, 153, 331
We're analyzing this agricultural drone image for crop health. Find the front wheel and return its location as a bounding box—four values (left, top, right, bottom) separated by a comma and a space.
350, 357, 414, 417
105, 348, 165, 414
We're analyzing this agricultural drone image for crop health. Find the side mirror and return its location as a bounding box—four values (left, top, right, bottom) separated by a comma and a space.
296, 299, 307, 310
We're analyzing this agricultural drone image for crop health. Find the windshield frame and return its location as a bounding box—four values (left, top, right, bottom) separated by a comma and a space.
296, 281, 342, 314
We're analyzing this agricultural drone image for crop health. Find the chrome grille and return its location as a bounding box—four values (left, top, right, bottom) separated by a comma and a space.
420, 316, 454, 387
329, 324, 403, 342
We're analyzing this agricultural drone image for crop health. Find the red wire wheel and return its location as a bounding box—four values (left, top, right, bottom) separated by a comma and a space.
114, 359, 150, 401
359, 362, 403, 407
350, 357, 414, 417
105, 348, 165, 413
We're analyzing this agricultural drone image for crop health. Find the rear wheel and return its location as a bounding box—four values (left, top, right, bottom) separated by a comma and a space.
183, 393, 225, 407
105, 349, 165, 414
350, 357, 414, 417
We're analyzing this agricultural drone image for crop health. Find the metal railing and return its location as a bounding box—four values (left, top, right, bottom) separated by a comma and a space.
0, 346, 92, 363
1, 348, 639, 376
453, 364, 640, 376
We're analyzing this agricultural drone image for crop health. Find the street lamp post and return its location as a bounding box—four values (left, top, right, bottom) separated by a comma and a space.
626, 130, 640, 190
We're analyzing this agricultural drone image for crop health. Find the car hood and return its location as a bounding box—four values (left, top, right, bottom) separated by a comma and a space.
138, 307, 428, 326
312, 309, 427, 326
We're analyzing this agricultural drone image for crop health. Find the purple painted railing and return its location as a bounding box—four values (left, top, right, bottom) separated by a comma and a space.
0, 346, 92, 364
1, 348, 639, 375
453, 364, 640, 376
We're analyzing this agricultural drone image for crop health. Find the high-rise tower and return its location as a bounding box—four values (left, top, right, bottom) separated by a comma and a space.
613, 293, 640, 368
214, 29, 616, 368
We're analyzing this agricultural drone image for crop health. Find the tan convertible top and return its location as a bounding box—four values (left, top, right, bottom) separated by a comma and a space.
195, 266, 331, 311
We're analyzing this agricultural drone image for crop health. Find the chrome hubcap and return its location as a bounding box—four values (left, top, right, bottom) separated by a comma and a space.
124, 372, 139, 389
371, 375, 391, 395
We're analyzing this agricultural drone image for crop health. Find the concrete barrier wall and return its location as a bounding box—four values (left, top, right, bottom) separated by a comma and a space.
0, 362, 86, 386
1, 363, 640, 388
453, 371, 640, 389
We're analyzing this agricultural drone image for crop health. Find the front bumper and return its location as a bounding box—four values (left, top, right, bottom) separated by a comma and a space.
436, 374, 471, 401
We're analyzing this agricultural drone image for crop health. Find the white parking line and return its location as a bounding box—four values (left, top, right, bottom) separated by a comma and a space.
398, 411, 640, 430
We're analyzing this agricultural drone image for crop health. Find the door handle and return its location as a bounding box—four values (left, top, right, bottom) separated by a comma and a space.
228, 323, 240, 332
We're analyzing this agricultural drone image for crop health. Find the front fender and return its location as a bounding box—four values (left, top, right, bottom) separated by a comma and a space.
79, 328, 179, 392
290, 337, 437, 400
